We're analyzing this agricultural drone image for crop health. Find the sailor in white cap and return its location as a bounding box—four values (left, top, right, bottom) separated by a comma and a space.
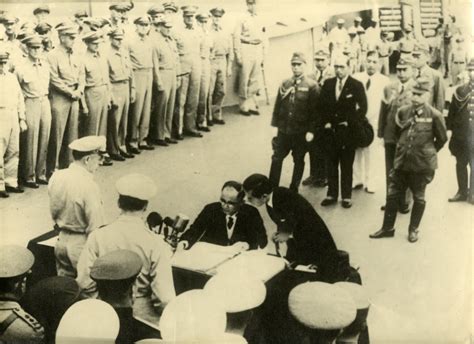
76, 173, 176, 324
0, 245, 44, 343
56, 299, 120, 343
328, 18, 349, 65
48, 135, 106, 278
288, 282, 357, 343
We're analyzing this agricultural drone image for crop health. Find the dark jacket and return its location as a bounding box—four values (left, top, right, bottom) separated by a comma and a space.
319, 75, 368, 148
180, 203, 267, 250
394, 103, 447, 171
271, 74, 319, 135
266, 187, 339, 281
447, 83, 473, 157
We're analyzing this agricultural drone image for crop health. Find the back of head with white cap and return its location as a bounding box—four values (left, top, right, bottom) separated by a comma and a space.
56, 299, 120, 344
115, 173, 157, 201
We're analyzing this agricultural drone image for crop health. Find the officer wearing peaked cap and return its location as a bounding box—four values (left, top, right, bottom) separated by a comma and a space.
1, 14, 24, 71
163, 2, 178, 14
33, 5, 50, 25
77, 173, 176, 324
48, 136, 106, 277
0, 245, 45, 343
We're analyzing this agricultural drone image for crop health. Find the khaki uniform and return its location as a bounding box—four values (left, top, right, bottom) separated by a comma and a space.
16, 57, 51, 183
0, 301, 44, 343
46, 45, 85, 176
375, 39, 392, 76
197, 26, 213, 127
0, 71, 25, 192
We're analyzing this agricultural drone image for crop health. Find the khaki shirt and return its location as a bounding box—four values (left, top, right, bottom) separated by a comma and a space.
0, 71, 26, 121
83, 50, 110, 88
107, 45, 134, 84
128, 32, 154, 70
76, 214, 176, 305
210, 24, 232, 59
47, 45, 85, 97
0, 300, 44, 343
233, 11, 268, 60
48, 162, 104, 234
15, 57, 50, 98
175, 25, 203, 75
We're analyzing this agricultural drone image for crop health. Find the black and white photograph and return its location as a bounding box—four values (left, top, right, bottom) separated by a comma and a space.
0, 0, 472, 342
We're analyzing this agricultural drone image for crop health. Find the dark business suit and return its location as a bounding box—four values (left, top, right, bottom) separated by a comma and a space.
180, 202, 267, 249
319, 76, 367, 200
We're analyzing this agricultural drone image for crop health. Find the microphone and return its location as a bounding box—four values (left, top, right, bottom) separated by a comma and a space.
172, 214, 190, 233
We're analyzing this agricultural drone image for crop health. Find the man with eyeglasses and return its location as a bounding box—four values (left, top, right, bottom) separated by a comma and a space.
178, 181, 267, 250
48, 135, 105, 277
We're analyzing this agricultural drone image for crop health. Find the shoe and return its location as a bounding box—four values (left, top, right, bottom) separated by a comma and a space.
24, 181, 39, 189
154, 139, 169, 147
0, 190, 9, 198
183, 131, 203, 138
398, 205, 410, 214
448, 192, 467, 202
352, 183, 363, 190
341, 199, 352, 208
408, 230, 418, 243
249, 109, 260, 115
197, 126, 210, 132
321, 197, 337, 206
380, 205, 386, 211
214, 119, 225, 125
37, 178, 48, 185
165, 138, 178, 144
314, 179, 328, 187
127, 146, 141, 155
110, 153, 126, 161
6, 185, 24, 193
302, 176, 316, 186
119, 150, 134, 159
207, 119, 214, 126
364, 187, 375, 194
174, 134, 184, 140
101, 156, 114, 166
139, 144, 155, 150
369, 228, 395, 239
239, 110, 251, 116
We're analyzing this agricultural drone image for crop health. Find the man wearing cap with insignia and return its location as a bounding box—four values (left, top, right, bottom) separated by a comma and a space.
196, 11, 213, 132
77, 173, 175, 323
148, 16, 179, 146
328, 18, 348, 64
269, 52, 319, 192
48, 135, 106, 277
446, 58, 474, 204
412, 41, 445, 112
0, 245, 44, 342
15, 34, 51, 188
35, 22, 54, 52
0, 48, 26, 198
164, 2, 178, 16
33, 5, 50, 25
127, 16, 155, 152
302, 47, 334, 188
46, 22, 85, 177
106, 27, 136, 160
208, 7, 232, 125
370, 77, 447, 243
109, 2, 130, 27
378, 56, 416, 213
233, 0, 268, 116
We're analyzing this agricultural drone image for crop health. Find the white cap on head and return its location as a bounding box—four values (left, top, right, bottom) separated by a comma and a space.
68, 135, 106, 152
159, 289, 227, 341
115, 173, 157, 201
337, 18, 345, 24
56, 299, 119, 343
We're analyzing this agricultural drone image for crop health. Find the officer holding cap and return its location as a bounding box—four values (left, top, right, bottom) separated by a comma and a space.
77, 173, 175, 323
16, 34, 51, 188
48, 135, 106, 277
370, 77, 447, 243
0, 245, 44, 343
269, 52, 319, 192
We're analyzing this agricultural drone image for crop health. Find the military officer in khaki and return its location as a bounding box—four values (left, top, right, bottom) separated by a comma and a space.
0, 49, 26, 198
1, 15, 24, 72
375, 31, 393, 76
16, 35, 51, 188
196, 12, 213, 132
106, 28, 136, 161
233, 0, 268, 116
0, 246, 44, 342
46, 22, 85, 177
208, 7, 232, 125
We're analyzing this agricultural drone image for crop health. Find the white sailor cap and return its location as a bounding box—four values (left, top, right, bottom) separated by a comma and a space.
115, 173, 157, 201
68, 135, 106, 152
288, 282, 356, 330
334, 282, 370, 310
159, 289, 227, 342
204, 273, 266, 313
337, 18, 345, 24
56, 299, 119, 343
0, 245, 34, 278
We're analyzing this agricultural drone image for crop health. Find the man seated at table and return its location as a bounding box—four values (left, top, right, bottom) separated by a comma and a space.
178, 181, 268, 250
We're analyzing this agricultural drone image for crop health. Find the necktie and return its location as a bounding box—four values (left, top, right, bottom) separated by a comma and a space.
366, 77, 371, 90
400, 84, 404, 94
227, 216, 234, 230
318, 71, 323, 85
336, 79, 343, 100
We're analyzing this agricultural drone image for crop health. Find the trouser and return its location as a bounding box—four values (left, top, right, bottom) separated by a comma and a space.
128, 68, 153, 147
0, 111, 19, 191
197, 58, 211, 126
150, 70, 177, 141
47, 91, 79, 177
209, 57, 227, 121
184, 58, 202, 132
238, 43, 262, 112
380, 56, 390, 76
307, 139, 327, 181
84, 85, 109, 137
353, 145, 374, 190
443, 42, 452, 76
384, 143, 410, 208
20, 96, 51, 183
107, 81, 130, 155
173, 75, 187, 136
269, 132, 306, 192
327, 145, 355, 200
382, 169, 434, 231
55, 230, 87, 278
454, 150, 474, 197
450, 62, 464, 85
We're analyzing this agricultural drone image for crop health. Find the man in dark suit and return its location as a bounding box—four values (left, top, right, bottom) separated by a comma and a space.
319, 54, 368, 208
179, 181, 268, 250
